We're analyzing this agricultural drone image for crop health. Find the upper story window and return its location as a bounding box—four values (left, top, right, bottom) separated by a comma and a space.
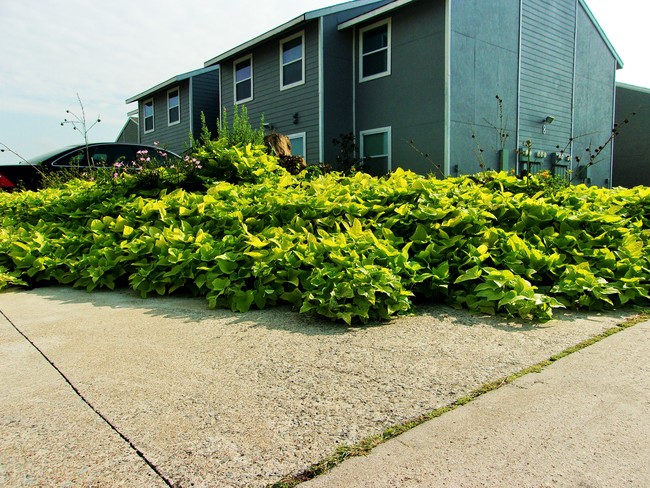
359, 19, 391, 82
168, 88, 180, 125
281, 32, 305, 89
143, 98, 154, 133
234, 55, 253, 104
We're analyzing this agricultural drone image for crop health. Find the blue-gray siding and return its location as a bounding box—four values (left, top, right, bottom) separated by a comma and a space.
354, 0, 447, 176
136, 70, 219, 155
219, 22, 321, 163
572, 2, 617, 186
192, 69, 220, 140
139, 80, 192, 153
518, 0, 576, 161
449, 0, 521, 175
612, 84, 650, 187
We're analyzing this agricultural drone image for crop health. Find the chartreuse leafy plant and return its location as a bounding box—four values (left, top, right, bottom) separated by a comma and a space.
1, 156, 649, 324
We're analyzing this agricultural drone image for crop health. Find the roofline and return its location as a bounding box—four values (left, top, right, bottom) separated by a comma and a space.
579, 0, 623, 69
125, 65, 220, 104
337, 0, 623, 71
204, 15, 306, 67
203, 0, 388, 67
616, 81, 650, 94
338, 0, 413, 30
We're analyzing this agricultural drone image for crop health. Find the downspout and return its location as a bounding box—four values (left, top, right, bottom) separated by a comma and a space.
570, 0, 579, 175
189, 78, 194, 148
516, 0, 523, 175
443, 0, 451, 176
609, 59, 617, 188
319, 17, 325, 163
352, 25, 357, 146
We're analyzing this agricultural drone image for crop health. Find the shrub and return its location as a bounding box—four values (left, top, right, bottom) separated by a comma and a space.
1, 167, 648, 324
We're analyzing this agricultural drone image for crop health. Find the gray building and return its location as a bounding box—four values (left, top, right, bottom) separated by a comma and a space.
126, 66, 220, 155
612, 83, 650, 187
201, 0, 621, 185
115, 110, 139, 144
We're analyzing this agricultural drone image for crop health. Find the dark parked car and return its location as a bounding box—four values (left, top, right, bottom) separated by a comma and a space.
0, 143, 180, 190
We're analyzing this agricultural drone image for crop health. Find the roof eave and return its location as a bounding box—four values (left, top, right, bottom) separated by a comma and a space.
338, 0, 415, 30
204, 15, 306, 67
203, 0, 390, 66
616, 81, 650, 94
125, 65, 219, 104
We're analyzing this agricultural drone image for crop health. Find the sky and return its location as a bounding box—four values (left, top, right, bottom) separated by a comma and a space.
0, 0, 648, 164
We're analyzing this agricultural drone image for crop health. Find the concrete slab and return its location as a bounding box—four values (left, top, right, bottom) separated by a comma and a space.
304, 321, 650, 487
0, 303, 167, 486
0, 286, 641, 486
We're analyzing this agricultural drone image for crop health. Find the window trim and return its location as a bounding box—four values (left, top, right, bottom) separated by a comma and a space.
280, 31, 306, 90
359, 18, 391, 83
288, 132, 307, 158
234, 54, 254, 104
167, 87, 180, 126
360, 126, 391, 172
143, 98, 154, 134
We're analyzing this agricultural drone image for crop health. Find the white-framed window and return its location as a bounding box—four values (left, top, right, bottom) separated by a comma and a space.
359, 19, 391, 82
167, 88, 180, 126
143, 98, 154, 133
288, 132, 306, 158
360, 127, 391, 173
234, 55, 253, 104
280, 31, 305, 90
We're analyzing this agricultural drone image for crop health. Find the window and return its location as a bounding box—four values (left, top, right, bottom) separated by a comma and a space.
234, 55, 253, 103
288, 133, 306, 158
359, 19, 391, 82
168, 88, 180, 125
143, 99, 154, 133
360, 127, 391, 174
281, 32, 305, 89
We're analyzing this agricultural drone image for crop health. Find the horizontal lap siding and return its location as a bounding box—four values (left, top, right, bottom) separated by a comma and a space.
140, 80, 191, 154
219, 23, 320, 163
519, 0, 576, 156
191, 70, 220, 143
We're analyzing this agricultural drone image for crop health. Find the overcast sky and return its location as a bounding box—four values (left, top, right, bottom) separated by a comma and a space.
0, 0, 647, 164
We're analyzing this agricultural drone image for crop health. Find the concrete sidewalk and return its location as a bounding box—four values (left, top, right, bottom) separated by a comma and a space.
0, 287, 648, 486
305, 320, 650, 487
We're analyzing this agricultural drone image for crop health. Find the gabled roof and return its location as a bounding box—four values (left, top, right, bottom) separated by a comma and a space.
338, 0, 623, 69
203, 0, 388, 67
125, 65, 219, 104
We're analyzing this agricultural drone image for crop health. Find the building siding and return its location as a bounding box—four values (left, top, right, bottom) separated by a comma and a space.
449, 0, 521, 175
612, 84, 650, 187
572, 2, 617, 186
139, 80, 192, 154
518, 0, 576, 169
187, 0, 617, 184
192, 69, 220, 141
219, 22, 321, 163
354, 0, 447, 176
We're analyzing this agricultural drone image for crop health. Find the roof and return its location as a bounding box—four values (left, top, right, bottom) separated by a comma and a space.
338, 0, 623, 69
616, 82, 650, 94
125, 65, 219, 104
338, 0, 413, 30
203, 0, 388, 67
